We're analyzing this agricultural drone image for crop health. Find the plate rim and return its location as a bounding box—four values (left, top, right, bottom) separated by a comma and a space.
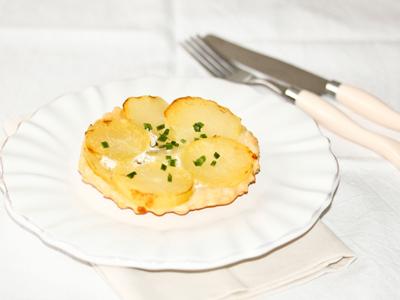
0, 76, 339, 270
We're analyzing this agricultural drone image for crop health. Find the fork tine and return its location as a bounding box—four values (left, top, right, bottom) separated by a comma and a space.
186, 38, 231, 77
189, 36, 235, 76
181, 40, 224, 78
193, 35, 237, 73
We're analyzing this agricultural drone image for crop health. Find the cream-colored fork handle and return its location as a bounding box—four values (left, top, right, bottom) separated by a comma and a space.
295, 90, 400, 169
335, 84, 400, 131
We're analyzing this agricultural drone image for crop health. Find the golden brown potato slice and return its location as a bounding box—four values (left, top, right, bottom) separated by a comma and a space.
181, 136, 256, 187
113, 161, 193, 215
123, 96, 168, 131
83, 116, 150, 182
164, 97, 243, 142
85, 117, 150, 160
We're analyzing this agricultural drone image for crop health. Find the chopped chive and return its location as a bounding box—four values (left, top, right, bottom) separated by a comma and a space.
165, 143, 173, 150
193, 155, 206, 166
126, 171, 137, 179
167, 173, 172, 182
169, 159, 177, 167
200, 133, 207, 139
159, 144, 166, 148
194, 137, 200, 141
211, 160, 217, 166
101, 141, 109, 148
214, 152, 220, 159
158, 135, 168, 142
166, 155, 172, 160
193, 122, 204, 132
156, 124, 165, 131
143, 123, 152, 131
161, 164, 167, 171
158, 128, 170, 142
180, 139, 186, 144
171, 140, 179, 147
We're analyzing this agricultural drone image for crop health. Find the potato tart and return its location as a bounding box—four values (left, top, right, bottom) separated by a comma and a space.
79, 96, 260, 215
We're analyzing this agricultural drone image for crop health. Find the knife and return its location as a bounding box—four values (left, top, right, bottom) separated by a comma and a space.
204, 34, 400, 132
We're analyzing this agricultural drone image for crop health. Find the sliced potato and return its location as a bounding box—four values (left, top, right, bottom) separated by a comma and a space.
181, 136, 256, 187
165, 97, 243, 142
113, 162, 193, 213
85, 117, 150, 160
123, 96, 168, 131
84, 116, 150, 183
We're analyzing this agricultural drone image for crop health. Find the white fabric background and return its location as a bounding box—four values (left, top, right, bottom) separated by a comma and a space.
1, 0, 400, 299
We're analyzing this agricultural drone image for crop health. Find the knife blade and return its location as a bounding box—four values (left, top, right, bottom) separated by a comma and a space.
203, 34, 330, 96
204, 34, 400, 131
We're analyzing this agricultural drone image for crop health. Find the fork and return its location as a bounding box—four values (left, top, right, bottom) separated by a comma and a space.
182, 36, 400, 169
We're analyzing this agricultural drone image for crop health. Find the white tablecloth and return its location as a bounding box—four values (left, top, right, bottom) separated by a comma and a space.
1, 1, 400, 299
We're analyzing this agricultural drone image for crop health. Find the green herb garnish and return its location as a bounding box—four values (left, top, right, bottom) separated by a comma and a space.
214, 152, 220, 159
101, 141, 109, 148
143, 123, 152, 131
193, 122, 204, 132
156, 124, 165, 131
169, 159, 177, 167
161, 128, 170, 136
166, 155, 172, 160
158, 135, 168, 142
171, 140, 179, 147
200, 133, 207, 139
126, 171, 137, 179
167, 173, 172, 182
161, 164, 167, 171
180, 139, 186, 144
165, 143, 173, 150
158, 128, 170, 142
193, 155, 206, 166
194, 137, 200, 141
211, 160, 217, 166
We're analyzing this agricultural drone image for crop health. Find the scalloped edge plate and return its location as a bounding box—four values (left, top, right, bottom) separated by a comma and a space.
0, 77, 338, 270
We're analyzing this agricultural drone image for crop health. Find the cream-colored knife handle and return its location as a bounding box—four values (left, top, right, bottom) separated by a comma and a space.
294, 90, 400, 169
333, 84, 400, 131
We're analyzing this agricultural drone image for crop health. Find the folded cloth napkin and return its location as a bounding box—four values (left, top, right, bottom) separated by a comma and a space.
95, 222, 355, 300
1, 117, 355, 300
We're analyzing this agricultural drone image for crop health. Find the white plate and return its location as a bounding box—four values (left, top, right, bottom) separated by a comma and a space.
0, 77, 338, 270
